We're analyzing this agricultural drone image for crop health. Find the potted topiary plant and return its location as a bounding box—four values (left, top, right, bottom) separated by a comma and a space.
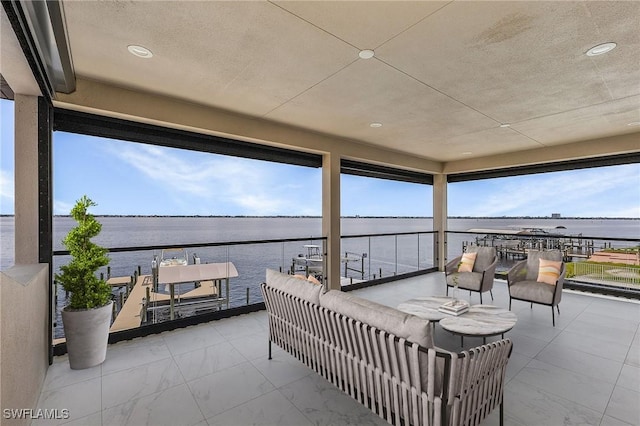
55, 195, 113, 369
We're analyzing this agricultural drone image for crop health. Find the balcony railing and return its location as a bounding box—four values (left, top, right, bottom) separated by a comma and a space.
51, 227, 638, 354
340, 231, 437, 282
52, 231, 438, 348
446, 230, 640, 295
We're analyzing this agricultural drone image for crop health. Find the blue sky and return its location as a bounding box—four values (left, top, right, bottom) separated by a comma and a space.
1, 99, 639, 217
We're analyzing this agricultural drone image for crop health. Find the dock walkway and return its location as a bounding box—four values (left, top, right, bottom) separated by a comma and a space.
109, 274, 219, 332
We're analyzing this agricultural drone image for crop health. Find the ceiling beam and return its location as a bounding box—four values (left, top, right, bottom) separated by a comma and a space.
54, 78, 443, 175
443, 133, 640, 174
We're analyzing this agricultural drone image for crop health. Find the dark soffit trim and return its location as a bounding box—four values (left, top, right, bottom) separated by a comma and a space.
2, 0, 54, 101
53, 108, 323, 168
0, 74, 15, 100
341, 159, 434, 185
37, 97, 54, 364
447, 152, 640, 183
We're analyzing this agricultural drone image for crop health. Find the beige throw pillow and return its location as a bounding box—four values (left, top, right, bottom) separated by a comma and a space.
537, 259, 562, 285
458, 252, 477, 272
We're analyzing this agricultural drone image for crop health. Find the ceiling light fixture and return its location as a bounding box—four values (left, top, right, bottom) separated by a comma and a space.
127, 44, 153, 58
462, 152, 472, 155
499, 123, 511, 128
370, 122, 383, 128
627, 121, 640, 127
359, 49, 375, 59
585, 42, 617, 56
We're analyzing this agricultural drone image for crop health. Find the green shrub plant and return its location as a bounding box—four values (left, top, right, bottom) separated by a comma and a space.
55, 195, 111, 310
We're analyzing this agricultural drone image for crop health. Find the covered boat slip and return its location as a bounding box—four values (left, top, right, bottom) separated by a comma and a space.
109, 262, 238, 332
157, 262, 239, 320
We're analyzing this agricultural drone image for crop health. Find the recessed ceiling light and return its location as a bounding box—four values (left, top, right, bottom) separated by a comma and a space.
627, 121, 640, 127
127, 44, 153, 58
359, 49, 375, 59
499, 123, 511, 128
462, 152, 473, 155
369, 122, 383, 128
585, 42, 617, 56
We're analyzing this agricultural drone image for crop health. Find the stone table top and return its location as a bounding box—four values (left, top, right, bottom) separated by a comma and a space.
439, 305, 517, 337
397, 296, 458, 322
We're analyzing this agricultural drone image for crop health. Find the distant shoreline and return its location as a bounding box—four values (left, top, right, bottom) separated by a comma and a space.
1, 215, 638, 220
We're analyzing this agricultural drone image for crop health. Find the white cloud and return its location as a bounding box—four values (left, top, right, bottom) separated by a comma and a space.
611, 206, 640, 218
0, 169, 14, 213
0, 169, 14, 199
54, 200, 74, 215
103, 143, 320, 215
472, 165, 640, 217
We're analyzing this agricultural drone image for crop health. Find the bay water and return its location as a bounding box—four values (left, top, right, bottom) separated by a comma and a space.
1, 216, 637, 337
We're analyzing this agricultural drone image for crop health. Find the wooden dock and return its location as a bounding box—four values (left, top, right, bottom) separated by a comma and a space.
106, 275, 132, 288
465, 233, 598, 262
109, 274, 220, 332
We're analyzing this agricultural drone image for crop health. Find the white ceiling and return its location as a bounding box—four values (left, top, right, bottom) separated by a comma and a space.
58, 1, 640, 163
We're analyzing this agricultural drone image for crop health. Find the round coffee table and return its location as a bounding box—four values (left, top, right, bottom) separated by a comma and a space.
439, 304, 517, 346
397, 296, 457, 322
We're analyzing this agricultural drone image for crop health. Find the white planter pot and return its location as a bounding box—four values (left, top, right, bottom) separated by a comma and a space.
62, 301, 113, 369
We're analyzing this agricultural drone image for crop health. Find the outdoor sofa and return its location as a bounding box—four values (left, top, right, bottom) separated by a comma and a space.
261, 269, 513, 426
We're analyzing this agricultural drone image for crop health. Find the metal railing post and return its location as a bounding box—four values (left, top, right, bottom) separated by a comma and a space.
395, 234, 398, 276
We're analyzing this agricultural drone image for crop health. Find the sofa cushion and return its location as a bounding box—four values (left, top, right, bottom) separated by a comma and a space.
319, 289, 433, 348
266, 269, 321, 305
509, 280, 555, 304
525, 250, 563, 281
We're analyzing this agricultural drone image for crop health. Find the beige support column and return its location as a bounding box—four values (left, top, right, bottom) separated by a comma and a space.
14, 94, 40, 264
1, 264, 50, 425
322, 153, 341, 290
433, 174, 448, 271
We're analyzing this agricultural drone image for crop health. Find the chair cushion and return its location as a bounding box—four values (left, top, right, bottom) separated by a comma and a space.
525, 250, 563, 281
509, 280, 555, 304
537, 259, 562, 285
467, 246, 496, 272
446, 271, 483, 291
458, 252, 477, 272
319, 289, 433, 348
266, 269, 322, 305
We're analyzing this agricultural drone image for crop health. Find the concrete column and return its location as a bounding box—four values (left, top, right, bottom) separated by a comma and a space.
322, 153, 341, 290
433, 174, 448, 270
1, 264, 50, 426
14, 94, 39, 264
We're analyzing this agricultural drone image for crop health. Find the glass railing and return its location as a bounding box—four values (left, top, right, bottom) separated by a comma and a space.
52, 231, 437, 344
340, 231, 437, 284
53, 237, 326, 341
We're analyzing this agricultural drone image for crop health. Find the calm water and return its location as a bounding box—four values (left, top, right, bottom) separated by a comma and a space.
2, 216, 638, 271
1, 216, 638, 337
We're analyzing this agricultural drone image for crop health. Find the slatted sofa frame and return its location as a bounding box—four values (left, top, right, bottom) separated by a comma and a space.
261, 283, 513, 426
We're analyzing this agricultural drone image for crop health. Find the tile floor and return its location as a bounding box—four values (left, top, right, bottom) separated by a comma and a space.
35, 273, 640, 426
